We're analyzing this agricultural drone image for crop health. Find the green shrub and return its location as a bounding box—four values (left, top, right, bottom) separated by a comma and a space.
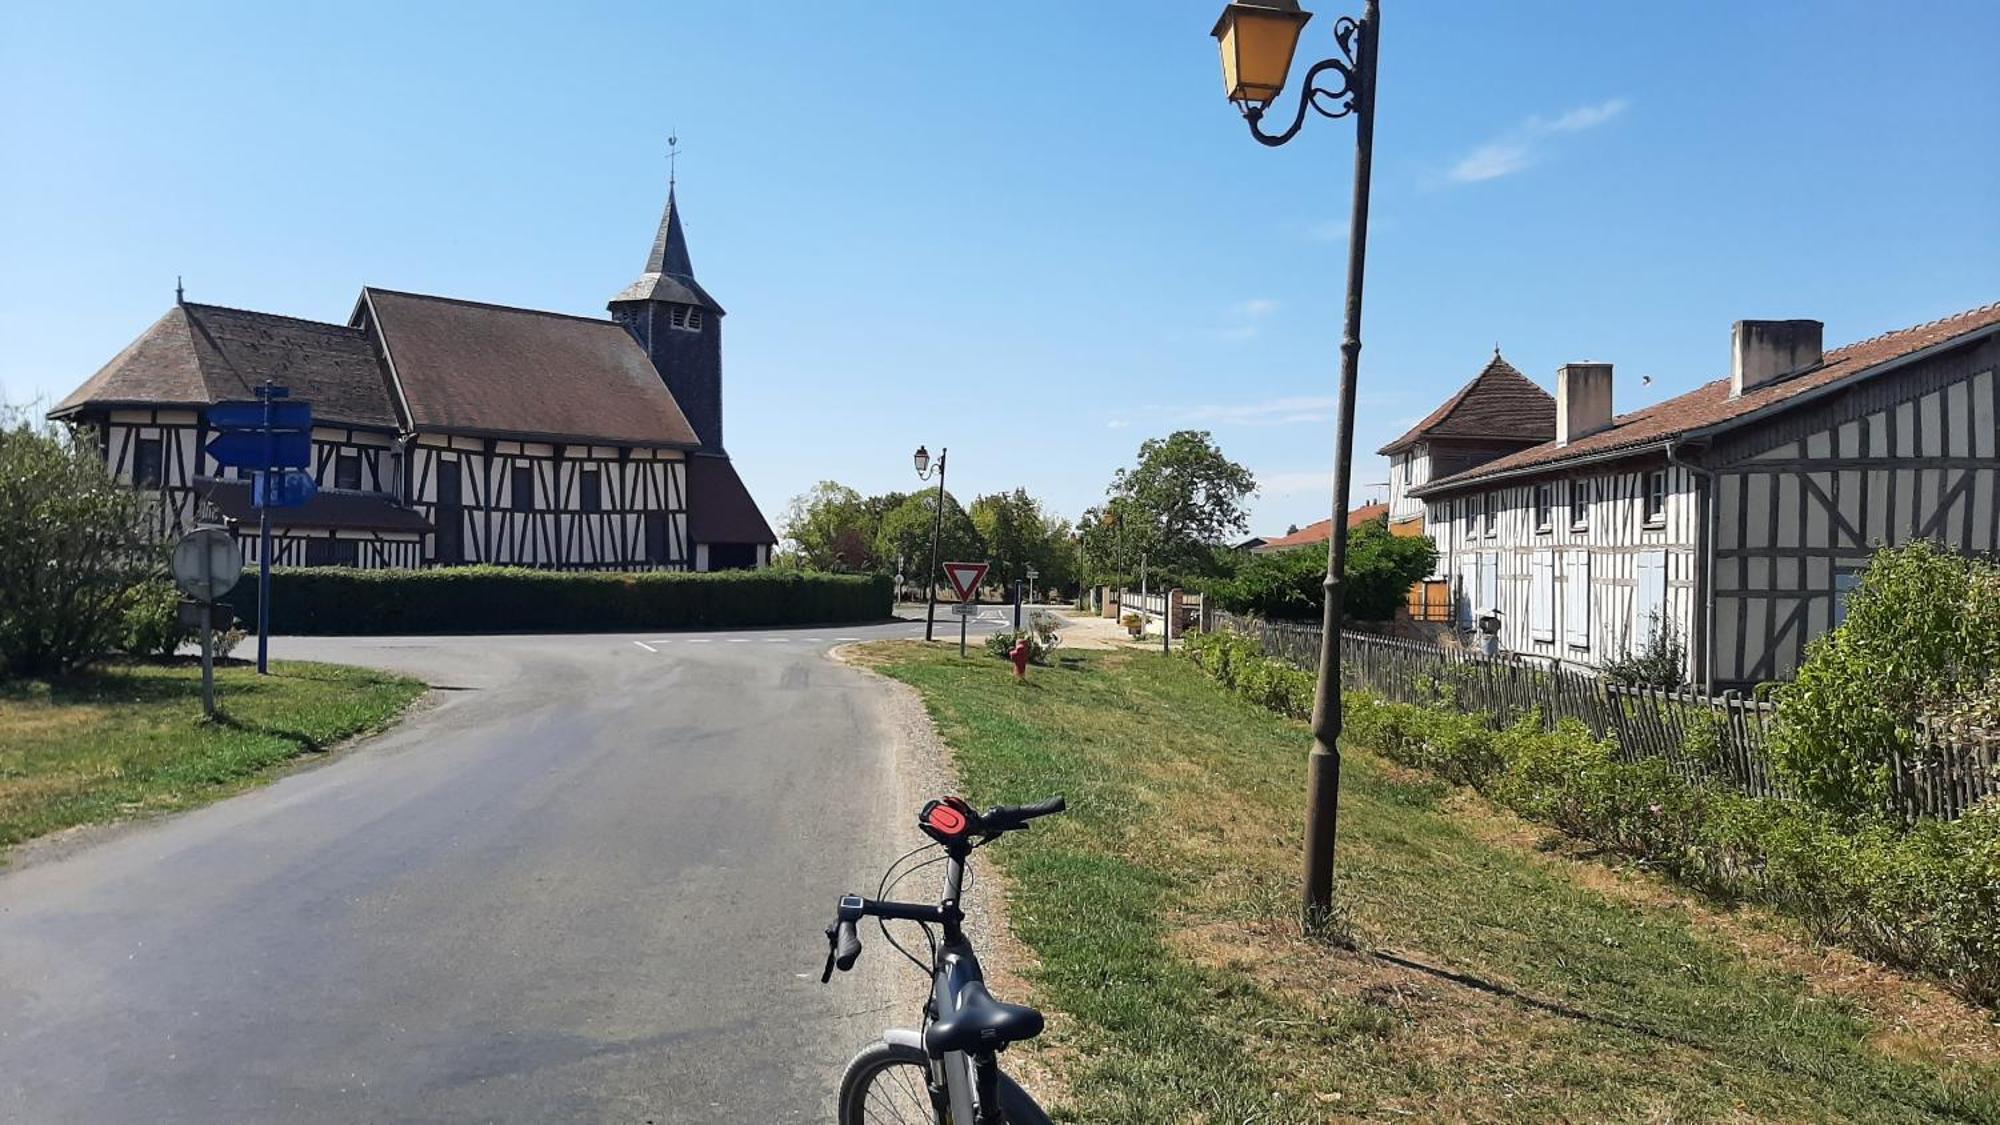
120, 579, 190, 658
986, 610, 1062, 665
1772, 541, 2000, 818
1600, 612, 1688, 689
0, 414, 151, 675
1184, 628, 2000, 1006
227, 566, 893, 634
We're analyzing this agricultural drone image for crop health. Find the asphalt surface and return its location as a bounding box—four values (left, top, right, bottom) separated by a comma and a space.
0, 610, 1012, 1123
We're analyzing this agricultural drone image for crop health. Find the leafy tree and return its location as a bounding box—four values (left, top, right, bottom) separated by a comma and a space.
969, 488, 1078, 595
780, 482, 878, 572
1088, 431, 1254, 580
0, 414, 150, 676
1212, 521, 1435, 622
1771, 541, 2000, 817
876, 491, 984, 592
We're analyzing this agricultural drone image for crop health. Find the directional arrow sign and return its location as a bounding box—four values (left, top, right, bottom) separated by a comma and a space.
943, 561, 989, 603
208, 429, 312, 470
209, 401, 313, 430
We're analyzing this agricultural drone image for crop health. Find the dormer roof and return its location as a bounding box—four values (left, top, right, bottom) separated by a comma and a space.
1377, 353, 1555, 455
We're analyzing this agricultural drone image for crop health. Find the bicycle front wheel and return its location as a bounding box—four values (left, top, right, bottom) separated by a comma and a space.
836, 1041, 1050, 1125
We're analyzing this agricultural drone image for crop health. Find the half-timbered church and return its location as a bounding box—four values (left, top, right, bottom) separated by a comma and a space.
1394, 300, 1999, 691
50, 182, 777, 572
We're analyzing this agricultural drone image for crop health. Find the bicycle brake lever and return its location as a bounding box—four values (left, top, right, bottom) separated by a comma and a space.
820, 922, 839, 984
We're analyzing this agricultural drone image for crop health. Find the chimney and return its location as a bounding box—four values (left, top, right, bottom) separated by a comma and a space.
1556, 362, 1614, 446
1732, 319, 1823, 396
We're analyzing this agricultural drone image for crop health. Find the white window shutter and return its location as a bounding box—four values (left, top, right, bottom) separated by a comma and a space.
1480, 552, 1500, 618
1564, 550, 1590, 647
1633, 550, 1668, 646
1530, 553, 1556, 642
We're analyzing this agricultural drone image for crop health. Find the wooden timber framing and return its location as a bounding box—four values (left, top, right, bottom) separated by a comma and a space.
1413, 322, 2000, 691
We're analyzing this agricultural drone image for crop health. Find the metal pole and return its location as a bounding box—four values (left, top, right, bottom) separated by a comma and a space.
924, 449, 947, 642
1013, 581, 1023, 632
1303, 0, 1379, 916
256, 386, 274, 676
199, 547, 216, 718
959, 607, 969, 659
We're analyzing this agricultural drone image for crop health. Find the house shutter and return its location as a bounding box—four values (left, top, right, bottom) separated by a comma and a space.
1530, 552, 1556, 643
1479, 551, 1500, 619
1564, 550, 1590, 648
1633, 550, 1668, 646
1456, 554, 1479, 625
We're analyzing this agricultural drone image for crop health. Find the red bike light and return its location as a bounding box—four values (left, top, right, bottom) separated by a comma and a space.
927, 804, 967, 835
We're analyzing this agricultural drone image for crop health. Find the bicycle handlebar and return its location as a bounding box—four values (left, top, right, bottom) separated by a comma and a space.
983, 796, 1065, 831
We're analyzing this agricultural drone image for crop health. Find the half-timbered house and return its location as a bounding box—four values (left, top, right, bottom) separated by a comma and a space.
1409, 301, 2000, 690
1380, 352, 1554, 537
49, 182, 777, 571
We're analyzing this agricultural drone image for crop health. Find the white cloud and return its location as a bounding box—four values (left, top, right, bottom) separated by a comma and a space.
1214, 297, 1280, 340
1106, 418, 1130, 429
1305, 218, 1349, 243
1448, 97, 1628, 184
1175, 394, 1337, 426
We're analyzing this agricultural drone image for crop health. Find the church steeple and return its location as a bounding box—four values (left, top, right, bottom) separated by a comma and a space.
610, 166, 728, 451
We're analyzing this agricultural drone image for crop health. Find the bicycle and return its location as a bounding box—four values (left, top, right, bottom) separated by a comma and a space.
820, 795, 1063, 1124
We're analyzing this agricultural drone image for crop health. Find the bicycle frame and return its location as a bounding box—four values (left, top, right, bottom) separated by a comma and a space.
878, 853, 999, 1123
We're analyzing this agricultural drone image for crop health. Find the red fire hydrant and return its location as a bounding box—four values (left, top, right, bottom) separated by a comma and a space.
1009, 637, 1031, 680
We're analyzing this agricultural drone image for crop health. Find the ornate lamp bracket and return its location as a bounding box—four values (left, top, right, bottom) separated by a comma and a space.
1241, 14, 1366, 147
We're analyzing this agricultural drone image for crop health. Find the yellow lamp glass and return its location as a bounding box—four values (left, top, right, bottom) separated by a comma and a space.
1212, 1, 1312, 106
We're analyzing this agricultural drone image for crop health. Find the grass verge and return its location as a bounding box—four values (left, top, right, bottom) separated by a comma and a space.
872, 642, 2000, 1123
0, 659, 424, 851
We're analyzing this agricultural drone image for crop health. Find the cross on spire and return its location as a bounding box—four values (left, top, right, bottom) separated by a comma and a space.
667, 132, 680, 191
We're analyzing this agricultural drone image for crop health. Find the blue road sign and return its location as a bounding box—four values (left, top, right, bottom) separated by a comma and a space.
208, 429, 312, 469
253, 469, 318, 509
209, 401, 312, 431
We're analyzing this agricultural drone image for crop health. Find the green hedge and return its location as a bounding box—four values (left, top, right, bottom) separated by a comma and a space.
228, 566, 893, 634
1185, 628, 2000, 1007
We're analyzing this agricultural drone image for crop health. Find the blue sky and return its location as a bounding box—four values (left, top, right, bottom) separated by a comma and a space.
4, 1, 1996, 537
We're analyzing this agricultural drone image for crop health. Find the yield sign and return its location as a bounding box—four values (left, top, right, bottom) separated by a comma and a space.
942, 561, 989, 603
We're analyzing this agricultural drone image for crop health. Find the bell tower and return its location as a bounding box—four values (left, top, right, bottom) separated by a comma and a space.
609, 171, 727, 451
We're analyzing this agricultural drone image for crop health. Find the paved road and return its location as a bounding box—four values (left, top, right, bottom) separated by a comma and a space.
0, 614, 1004, 1123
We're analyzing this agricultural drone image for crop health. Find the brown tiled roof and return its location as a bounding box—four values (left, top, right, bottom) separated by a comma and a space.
362, 288, 700, 449
1377, 354, 1555, 455
686, 454, 776, 544
1252, 503, 1389, 552
52, 304, 400, 429
195, 478, 433, 533
1416, 300, 2000, 496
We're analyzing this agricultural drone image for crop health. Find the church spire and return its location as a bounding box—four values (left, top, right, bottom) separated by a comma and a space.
644, 184, 696, 281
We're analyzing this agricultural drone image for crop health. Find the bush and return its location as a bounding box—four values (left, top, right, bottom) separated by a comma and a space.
0, 415, 151, 675
1211, 521, 1437, 622
226, 566, 894, 634
1185, 626, 2000, 1006
1772, 542, 2000, 818
121, 579, 190, 658
986, 610, 1062, 665
1600, 612, 1688, 689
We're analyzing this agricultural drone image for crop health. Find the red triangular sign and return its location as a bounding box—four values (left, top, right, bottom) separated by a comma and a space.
942, 561, 989, 603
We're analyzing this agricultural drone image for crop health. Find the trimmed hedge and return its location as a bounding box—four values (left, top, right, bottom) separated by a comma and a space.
1185, 628, 2000, 1006
228, 566, 893, 634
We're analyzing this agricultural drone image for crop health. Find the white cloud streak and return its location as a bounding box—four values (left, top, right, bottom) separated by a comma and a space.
1448, 97, 1628, 184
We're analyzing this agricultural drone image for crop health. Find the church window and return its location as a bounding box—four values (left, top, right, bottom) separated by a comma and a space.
580, 467, 602, 513
335, 452, 361, 491
133, 436, 163, 488
512, 465, 535, 512
669, 305, 704, 333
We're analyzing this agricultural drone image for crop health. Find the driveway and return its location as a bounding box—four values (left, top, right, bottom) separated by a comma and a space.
0, 616, 999, 1123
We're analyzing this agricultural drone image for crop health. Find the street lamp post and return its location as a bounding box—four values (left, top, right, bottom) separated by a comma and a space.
913, 445, 948, 642
1213, 0, 1381, 916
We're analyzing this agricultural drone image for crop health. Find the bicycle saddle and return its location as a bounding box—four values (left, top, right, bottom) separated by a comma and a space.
924, 982, 1044, 1056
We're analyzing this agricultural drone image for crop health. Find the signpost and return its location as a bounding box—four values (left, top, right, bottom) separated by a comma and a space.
171, 526, 243, 718
205, 384, 313, 674
942, 561, 989, 658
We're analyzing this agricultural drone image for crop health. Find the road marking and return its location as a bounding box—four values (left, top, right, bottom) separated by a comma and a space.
801, 637, 823, 642
686, 638, 712, 644
763, 638, 789, 643
631, 640, 658, 653
837, 636, 860, 642
728, 638, 750, 643
646, 639, 676, 645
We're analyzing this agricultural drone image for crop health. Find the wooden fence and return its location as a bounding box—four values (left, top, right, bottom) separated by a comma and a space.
1210, 610, 2000, 823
